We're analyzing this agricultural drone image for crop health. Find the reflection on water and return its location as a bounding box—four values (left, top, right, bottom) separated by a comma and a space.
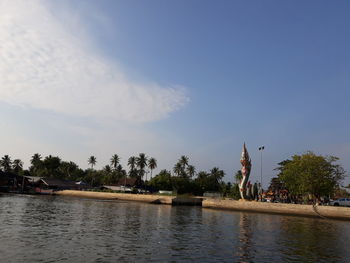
236, 214, 254, 263
0, 194, 349, 262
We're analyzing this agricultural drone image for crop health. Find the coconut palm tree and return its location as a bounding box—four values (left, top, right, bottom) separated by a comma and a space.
173, 162, 182, 177
186, 165, 196, 178
0, 155, 12, 172
12, 159, 23, 174
103, 165, 112, 174
128, 156, 137, 177
110, 154, 120, 170
30, 153, 42, 166
179, 155, 189, 169
148, 157, 157, 180
210, 167, 225, 183
136, 153, 148, 180
88, 156, 97, 169
30, 153, 43, 175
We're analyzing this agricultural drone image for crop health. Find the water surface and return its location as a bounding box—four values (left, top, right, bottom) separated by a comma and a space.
0, 194, 349, 262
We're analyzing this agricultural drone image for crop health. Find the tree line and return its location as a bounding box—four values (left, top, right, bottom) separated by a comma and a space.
0, 151, 347, 199
0, 153, 228, 196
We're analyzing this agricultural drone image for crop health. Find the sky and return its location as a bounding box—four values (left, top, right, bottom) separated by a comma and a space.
0, 0, 349, 187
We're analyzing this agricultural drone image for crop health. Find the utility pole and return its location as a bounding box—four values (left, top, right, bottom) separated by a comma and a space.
258, 146, 265, 193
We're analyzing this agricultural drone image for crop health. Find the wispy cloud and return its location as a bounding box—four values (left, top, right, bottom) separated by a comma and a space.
0, 0, 188, 122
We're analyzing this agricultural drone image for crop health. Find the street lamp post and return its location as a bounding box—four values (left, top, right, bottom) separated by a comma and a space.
258, 146, 265, 193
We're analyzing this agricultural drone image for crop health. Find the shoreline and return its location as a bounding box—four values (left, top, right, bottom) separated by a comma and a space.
56, 190, 350, 221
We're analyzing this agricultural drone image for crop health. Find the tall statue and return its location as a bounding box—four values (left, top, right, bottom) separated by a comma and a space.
239, 143, 252, 200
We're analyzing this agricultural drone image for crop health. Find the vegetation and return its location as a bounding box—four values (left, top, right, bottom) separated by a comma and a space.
276, 152, 346, 200
0, 150, 346, 200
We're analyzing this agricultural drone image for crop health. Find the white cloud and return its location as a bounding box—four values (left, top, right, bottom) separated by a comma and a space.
0, 0, 188, 122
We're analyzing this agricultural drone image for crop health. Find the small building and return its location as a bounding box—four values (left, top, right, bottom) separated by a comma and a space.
36, 178, 87, 191
0, 171, 29, 192
116, 178, 141, 188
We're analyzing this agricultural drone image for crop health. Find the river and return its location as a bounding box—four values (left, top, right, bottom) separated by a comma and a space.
0, 194, 349, 262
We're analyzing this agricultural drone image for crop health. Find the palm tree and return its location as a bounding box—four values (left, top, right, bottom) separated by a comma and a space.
128, 156, 137, 177
136, 153, 148, 180
148, 157, 157, 180
210, 167, 225, 183
173, 162, 182, 177
30, 153, 42, 175
186, 165, 196, 178
1, 155, 12, 172
103, 165, 112, 174
179, 155, 189, 169
12, 159, 24, 174
30, 153, 42, 166
234, 170, 243, 183
88, 156, 97, 169
110, 154, 120, 170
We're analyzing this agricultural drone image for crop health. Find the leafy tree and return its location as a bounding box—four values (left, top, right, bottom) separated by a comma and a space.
0, 155, 12, 172
186, 165, 196, 178
148, 157, 157, 180
31, 153, 42, 167
136, 153, 148, 180
179, 155, 189, 169
128, 156, 137, 177
30, 153, 43, 176
12, 159, 23, 174
59, 161, 84, 180
88, 156, 97, 169
101, 165, 114, 185
148, 169, 172, 191
229, 183, 241, 200
234, 170, 242, 183
268, 177, 284, 192
194, 168, 225, 195
103, 165, 112, 174
115, 164, 126, 180
173, 162, 183, 177
43, 155, 61, 177
210, 167, 225, 185
278, 152, 346, 200
110, 154, 120, 170
171, 176, 196, 194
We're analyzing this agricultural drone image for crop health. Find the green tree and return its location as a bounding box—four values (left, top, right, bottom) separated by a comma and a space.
186, 165, 196, 178
12, 159, 23, 174
136, 153, 148, 180
30, 153, 43, 176
148, 157, 157, 180
128, 156, 137, 177
59, 161, 83, 180
88, 156, 97, 169
179, 155, 189, 169
228, 183, 241, 200
148, 169, 172, 191
173, 162, 182, 177
110, 154, 120, 170
0, 155, 12, 172
278, 152, 346, 200
234, 170, 242, 183
194, 168, 225, 195
43, 155, 61, 177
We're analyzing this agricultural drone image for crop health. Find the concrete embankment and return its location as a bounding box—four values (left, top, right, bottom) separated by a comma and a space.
202, 199, 350, 220
56, 190, 350, 220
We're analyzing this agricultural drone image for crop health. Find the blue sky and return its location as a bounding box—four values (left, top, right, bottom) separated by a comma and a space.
0, 0, 349, 186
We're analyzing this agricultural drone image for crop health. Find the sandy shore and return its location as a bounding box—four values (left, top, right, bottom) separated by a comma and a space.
56, 190, 350, 220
